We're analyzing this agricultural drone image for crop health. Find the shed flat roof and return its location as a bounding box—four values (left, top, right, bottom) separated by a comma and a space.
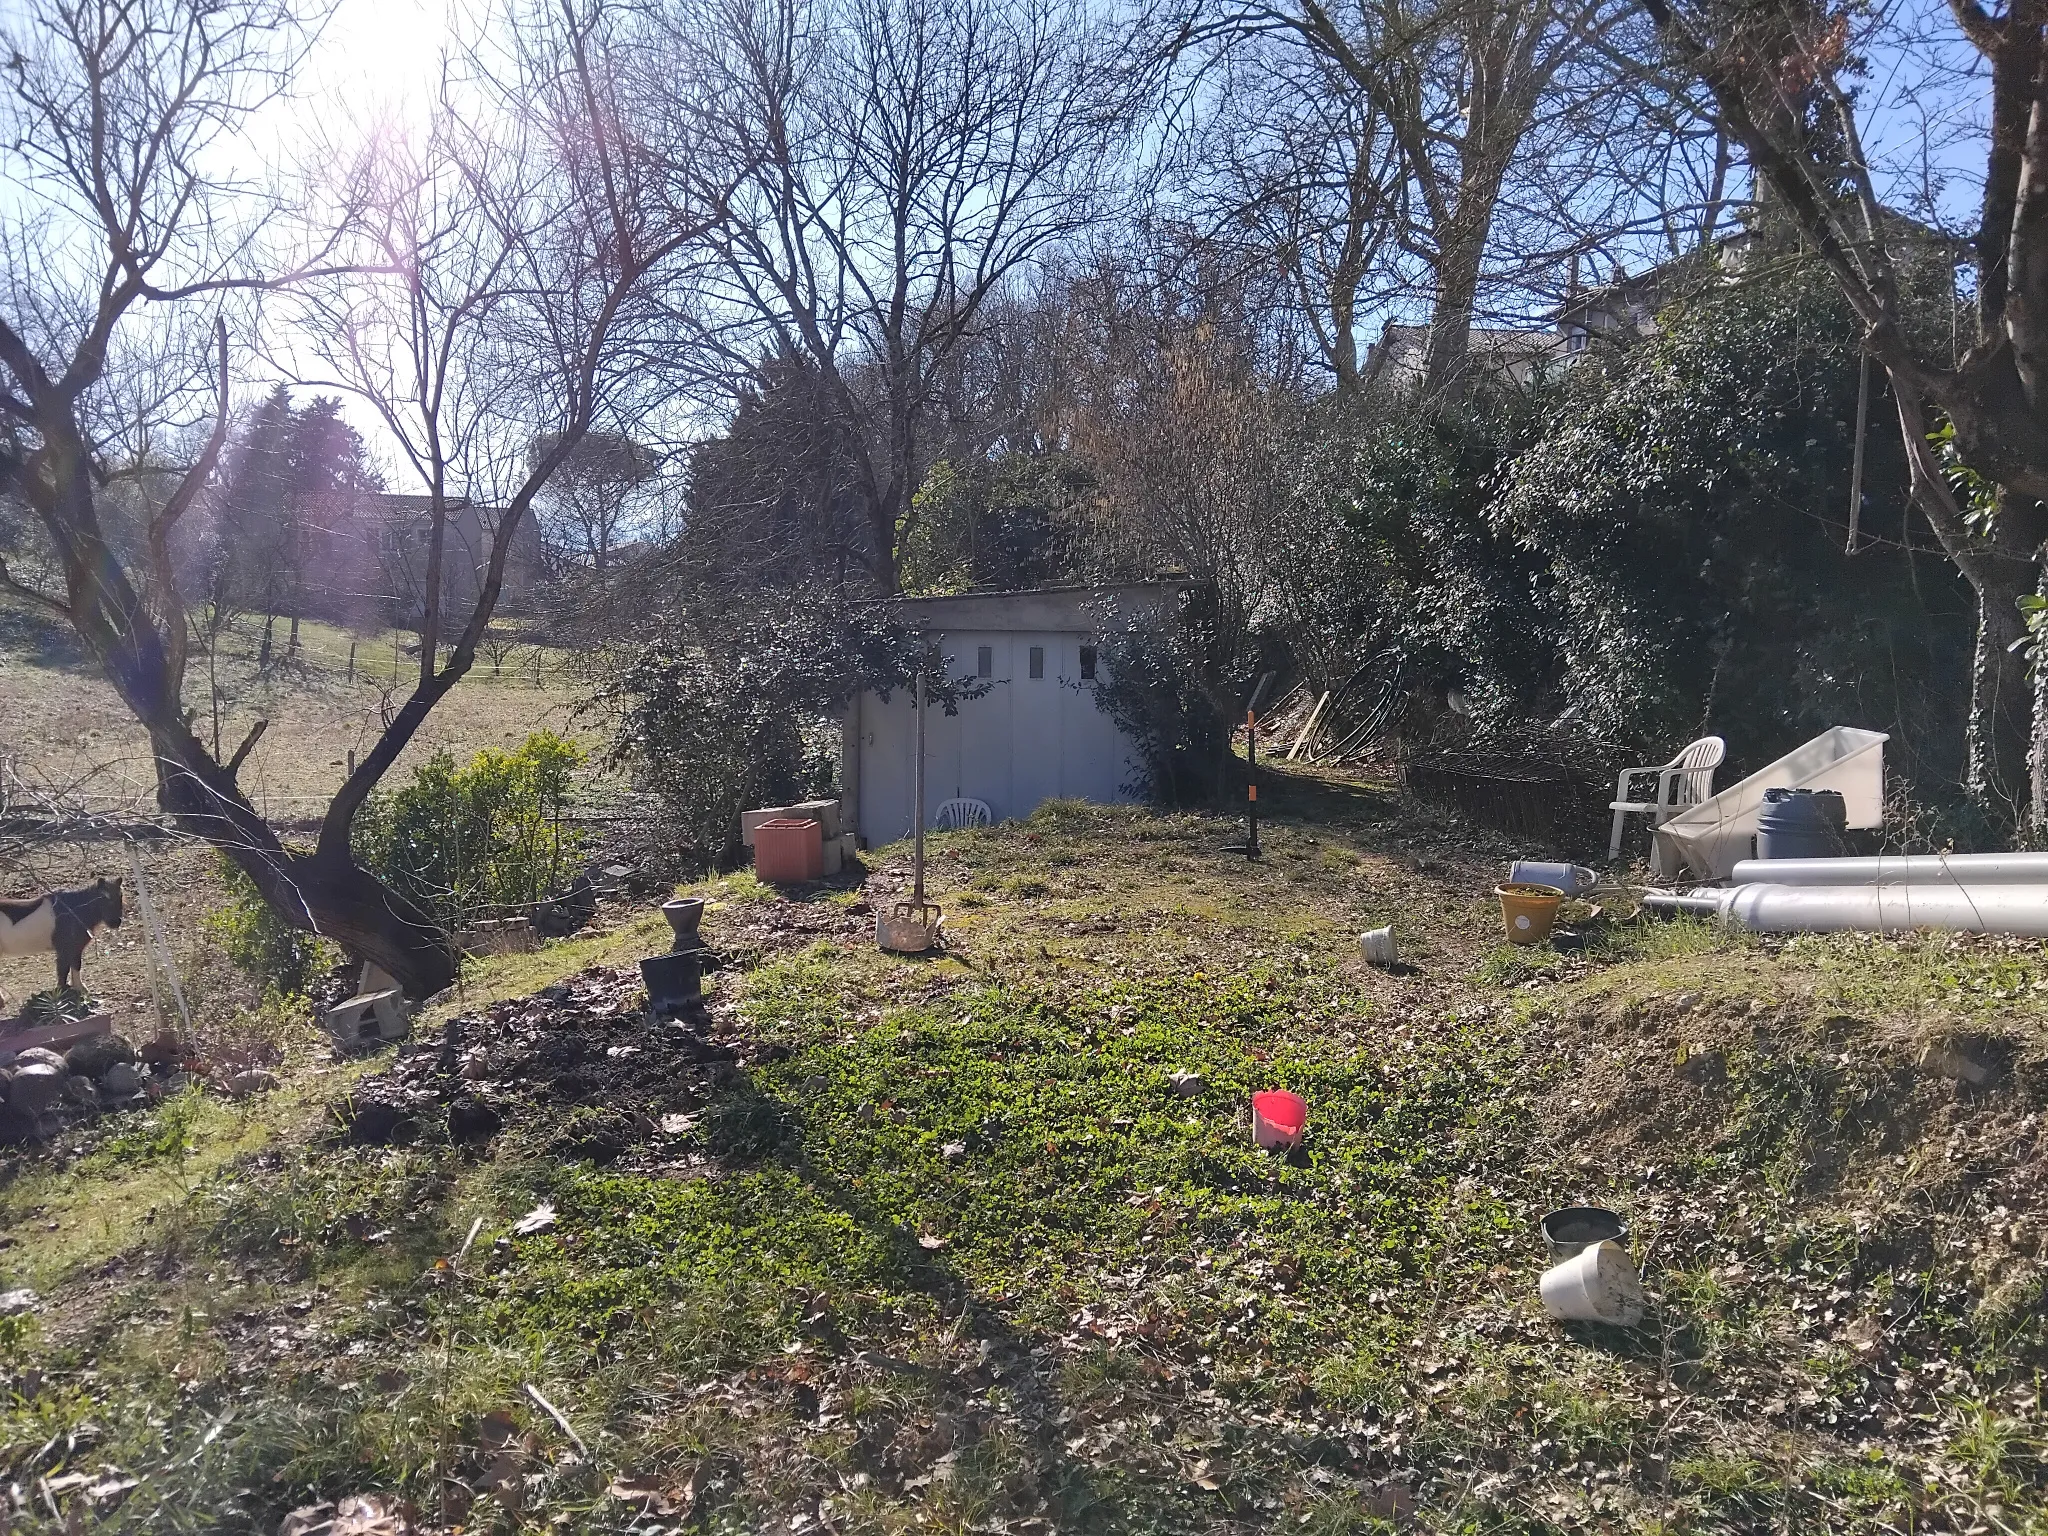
887, 580, 1189, 633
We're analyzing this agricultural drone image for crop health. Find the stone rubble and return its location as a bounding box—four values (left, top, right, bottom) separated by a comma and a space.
0, 1018, 285, 1144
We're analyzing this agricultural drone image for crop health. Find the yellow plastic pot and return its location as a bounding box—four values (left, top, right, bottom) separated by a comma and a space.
1496, 882, 1565, 945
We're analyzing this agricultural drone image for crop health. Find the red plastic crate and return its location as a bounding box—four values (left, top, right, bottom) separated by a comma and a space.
754, 817, 823, 882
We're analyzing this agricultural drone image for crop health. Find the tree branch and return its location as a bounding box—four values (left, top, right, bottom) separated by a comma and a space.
0, 554, 74, 619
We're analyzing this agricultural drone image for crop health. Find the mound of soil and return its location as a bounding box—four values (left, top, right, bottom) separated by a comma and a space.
335, 963, 789, 1161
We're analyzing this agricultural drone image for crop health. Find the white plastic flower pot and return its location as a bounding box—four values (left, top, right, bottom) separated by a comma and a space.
1538, 1239, 1646, 1326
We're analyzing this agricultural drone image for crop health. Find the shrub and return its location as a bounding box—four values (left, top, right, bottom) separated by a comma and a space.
599, 597, 969, 866
1090, 595, 1236, 804
205, 854, 342, 997
353, 730, 585, 926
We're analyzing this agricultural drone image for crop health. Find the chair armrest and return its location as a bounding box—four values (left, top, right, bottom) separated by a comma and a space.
1656, 765, 1689, 810
1612, 765, 1664, 796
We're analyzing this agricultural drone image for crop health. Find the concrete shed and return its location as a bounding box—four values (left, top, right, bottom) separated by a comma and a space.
841, 583, 1185, 844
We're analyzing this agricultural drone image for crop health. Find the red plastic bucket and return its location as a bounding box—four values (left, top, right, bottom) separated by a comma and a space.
1251, 1089, 1306, 1150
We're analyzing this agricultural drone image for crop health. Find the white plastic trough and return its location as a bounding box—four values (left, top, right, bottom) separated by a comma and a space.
1653, 726, 1887, 881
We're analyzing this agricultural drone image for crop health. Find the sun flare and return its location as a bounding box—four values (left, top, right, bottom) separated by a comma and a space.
308, 0, 462, 122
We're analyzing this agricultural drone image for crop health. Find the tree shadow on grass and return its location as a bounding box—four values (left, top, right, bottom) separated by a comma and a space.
0, 598, 91, 670
670, 1070, 1218, 1530
1257, 762, 1401, 829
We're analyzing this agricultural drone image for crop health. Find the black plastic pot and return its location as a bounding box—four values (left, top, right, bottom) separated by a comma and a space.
640, 951, 702, 1017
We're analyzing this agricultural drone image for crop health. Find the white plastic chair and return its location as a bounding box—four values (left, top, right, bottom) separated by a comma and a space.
1609, 735, 1725, 859
931, 798, 993, 830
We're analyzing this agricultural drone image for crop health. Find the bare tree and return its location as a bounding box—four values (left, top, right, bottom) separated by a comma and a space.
1640, 0, 2048, 821
1054, 248, 1292, 776
0, 0, 725, 994
684, 0, 1141, 590
1173, 0, 1721, 398
527, 428, 663, 636
1170, 33, 1408, 393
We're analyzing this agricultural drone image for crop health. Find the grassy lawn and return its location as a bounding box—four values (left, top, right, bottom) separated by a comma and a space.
4, 785, 2047, 1532
0, 597, 591, 819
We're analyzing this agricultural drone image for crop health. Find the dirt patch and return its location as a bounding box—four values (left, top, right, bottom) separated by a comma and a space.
339, 966, 733, 1159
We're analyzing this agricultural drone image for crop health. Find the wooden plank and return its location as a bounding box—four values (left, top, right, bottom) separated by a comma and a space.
0, 1010, 114, 1055
1287, 692, 1332, 761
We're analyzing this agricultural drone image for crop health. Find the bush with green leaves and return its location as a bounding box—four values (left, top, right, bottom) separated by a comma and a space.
1089, 591, 1241, 805
205, 854, 342, 997
1490, 265, 1970, 785
600, 597, 973, 865
352, 731, 585, 926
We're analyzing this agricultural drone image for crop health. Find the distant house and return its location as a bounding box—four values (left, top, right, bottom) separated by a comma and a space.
292, 491, 544, 627
1372, 218, 1963, 395
1364, 322, 1567, 391
841, 582, 1186, 844
365, 494, 544, 625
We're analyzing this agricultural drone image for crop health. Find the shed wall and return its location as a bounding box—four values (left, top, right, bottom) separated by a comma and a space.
853, 629, 1141, 842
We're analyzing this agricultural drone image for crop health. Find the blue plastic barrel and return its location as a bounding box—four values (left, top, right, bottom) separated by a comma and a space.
1755, 787, 1848, 860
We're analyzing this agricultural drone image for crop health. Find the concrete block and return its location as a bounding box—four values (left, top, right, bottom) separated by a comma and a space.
322, 988, 411, 1050
791, 799, 843, 841
357, 962, 402, 996
742, 799, 842, 847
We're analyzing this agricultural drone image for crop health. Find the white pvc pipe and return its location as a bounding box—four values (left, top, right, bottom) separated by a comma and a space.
1731, 852, 2048, 887
1646, 882, 2048, 936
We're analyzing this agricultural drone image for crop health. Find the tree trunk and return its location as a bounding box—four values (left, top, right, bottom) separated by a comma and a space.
1421, 228, 1486, 400
282, 850, 458, 997
1967, 564, 2034, 822
2033, 562, 2048, 832
151, 724, 457, 997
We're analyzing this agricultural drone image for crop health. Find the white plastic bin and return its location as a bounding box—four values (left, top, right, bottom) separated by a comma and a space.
1653, 727, 1886, 880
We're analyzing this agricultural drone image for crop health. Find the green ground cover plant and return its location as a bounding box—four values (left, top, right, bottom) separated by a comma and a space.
4, 788, 2047, 1532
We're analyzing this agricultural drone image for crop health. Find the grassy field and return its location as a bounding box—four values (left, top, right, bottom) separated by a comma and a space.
4, 780, 2046, 1533
0, 596, 598, 1018
0, 598, 591, 818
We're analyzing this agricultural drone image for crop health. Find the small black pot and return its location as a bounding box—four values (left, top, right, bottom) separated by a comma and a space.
640, 951, 703, 1016
1539, 1205, 1629, 1263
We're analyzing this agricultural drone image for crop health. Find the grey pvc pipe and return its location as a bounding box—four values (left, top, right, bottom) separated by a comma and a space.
1649, 881, 2048, 936
1639, 890, 1726, 918
1731, 852, 2048, 886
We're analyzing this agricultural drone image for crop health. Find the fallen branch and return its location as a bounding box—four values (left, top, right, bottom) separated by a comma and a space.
523, 1382, 589, 1460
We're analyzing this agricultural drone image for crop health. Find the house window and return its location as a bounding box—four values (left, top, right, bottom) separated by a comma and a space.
1079, 645, 1097, 681
1565, 326, 1589, 354
977, 645, 992, 678
1029, 646, 1044, 679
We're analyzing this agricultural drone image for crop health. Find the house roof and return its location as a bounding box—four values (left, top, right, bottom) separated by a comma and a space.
372, 492, 486, 518
888, 580, 1191, 634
